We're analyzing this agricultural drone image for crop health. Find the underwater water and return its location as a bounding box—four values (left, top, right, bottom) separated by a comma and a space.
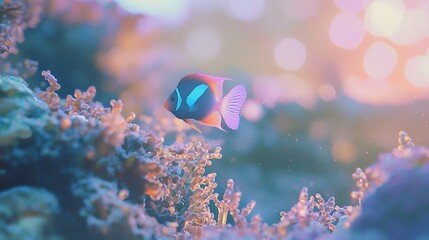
2, 0, 429, 239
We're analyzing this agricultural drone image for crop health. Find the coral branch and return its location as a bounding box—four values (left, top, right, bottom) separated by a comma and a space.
0, 0, 43, 59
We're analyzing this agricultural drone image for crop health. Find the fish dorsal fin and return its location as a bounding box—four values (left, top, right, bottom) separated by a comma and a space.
198, 111, 227, 132
181, 73, 233, 101
183, 119, 202, 134
219, 85, 247, 130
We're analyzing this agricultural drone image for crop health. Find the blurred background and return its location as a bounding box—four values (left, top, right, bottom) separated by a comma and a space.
6, 0, 429, 223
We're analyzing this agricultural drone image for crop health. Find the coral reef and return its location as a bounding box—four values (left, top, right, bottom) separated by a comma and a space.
1, 73, 429, 240
0, 72, 350, 239
2, 0, 429, 239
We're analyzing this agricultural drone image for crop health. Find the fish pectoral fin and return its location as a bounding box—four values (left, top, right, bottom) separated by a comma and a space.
183, 119, 202, 134
198, 111, 227, 132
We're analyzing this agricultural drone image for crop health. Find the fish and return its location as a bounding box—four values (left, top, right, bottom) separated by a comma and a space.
163, 73, 247, 133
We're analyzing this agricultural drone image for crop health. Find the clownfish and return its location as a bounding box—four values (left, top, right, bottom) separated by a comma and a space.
163, 73, 247, 133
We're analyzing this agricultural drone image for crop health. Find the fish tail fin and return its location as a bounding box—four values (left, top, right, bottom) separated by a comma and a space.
219, 85, 247, 130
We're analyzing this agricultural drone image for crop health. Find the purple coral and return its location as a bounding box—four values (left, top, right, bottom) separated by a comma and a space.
350, 132, 429, 239
352, 166, 429, 239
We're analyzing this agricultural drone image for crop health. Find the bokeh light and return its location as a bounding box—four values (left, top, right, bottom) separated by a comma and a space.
389, 9, 429, 45
224, 0, 266, 21
365, 0, 405, 37
281, 0, 319, 21
329, 13, 365, 49
274, 38, 307, 71
332, 139, 357, 163
253, 76, 280, 108
334, 0, 365, 13
242, 99, 264, 122
363, 42, 397, 80
405, 54, 429, 88
186, 26, 222, 61
277, 73, 315, 109
308, 119, 329, 140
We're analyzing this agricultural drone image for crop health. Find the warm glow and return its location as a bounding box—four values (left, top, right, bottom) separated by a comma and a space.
308, 119, 328, 140
364, 0, 404, 37
277, 73, 315, 109
329, 13, 365, 49
332, 139, 357, 163
363, 42, 397, 80
344, 77, 429, 105
274, 38, 307, 71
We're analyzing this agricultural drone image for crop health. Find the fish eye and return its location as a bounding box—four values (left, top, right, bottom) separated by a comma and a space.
170, 96, 176, 102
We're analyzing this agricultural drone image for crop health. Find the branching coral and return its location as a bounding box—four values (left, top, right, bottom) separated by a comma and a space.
1, 71, 346, 240
1, 71, 238, 239
0, 0, 43, 58
0, 58, 38, 78
214, 179, 256, 228
276, 187, 349, 238
0, 0, 41, 80
1, 71, 163, 238
2, 71, 429, 240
